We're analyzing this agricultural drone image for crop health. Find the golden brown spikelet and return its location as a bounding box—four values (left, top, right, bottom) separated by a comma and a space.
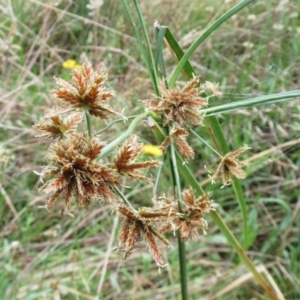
117, 205, 170, 268
157, 187, 213, 242
113, 135, 161, 182
52, 63, 118, 120
212, 145, 250, 186
40, 134, 119, 213
33, 112, 82, 140
160, 125, 195, 161
143, 77, 207, 126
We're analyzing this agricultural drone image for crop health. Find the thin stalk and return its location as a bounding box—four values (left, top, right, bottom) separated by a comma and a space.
94, 116, 137, 136
133, 0, 159, 94
84, 109, 92, 139
113, 185, 136, 211
98, 111, 149, 159
190, 129, 222, 158
169, 142, 188, 300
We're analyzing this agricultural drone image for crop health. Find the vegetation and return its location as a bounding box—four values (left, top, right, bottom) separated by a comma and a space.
1, 0, 300, 299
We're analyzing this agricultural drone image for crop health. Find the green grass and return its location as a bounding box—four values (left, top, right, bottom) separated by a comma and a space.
1, 0, 300, 299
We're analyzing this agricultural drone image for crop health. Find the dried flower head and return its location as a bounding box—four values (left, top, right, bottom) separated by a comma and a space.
212, 145, 250, 186
117, 205, 170, 268
33, 112, 82, 140
158, 187, 213, 241
160, 125, 195, 161
52, 63, 118, 119
40, 134, 119, 214
143, 77, 207, 126
113, 135, 161, 182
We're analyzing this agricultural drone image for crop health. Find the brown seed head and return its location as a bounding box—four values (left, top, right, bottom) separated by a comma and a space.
52, 63, 118, 119
212, 145, 250, 186
33, 112, 82, 140
113, 135, 161, 182
117, 205, 170, 268
40, 134, 119, 213
160, 125, 195, 161
158, 187, 213, 241
143, 77, 207, 126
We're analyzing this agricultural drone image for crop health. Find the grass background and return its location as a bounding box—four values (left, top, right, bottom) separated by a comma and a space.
1, 0, 300, 299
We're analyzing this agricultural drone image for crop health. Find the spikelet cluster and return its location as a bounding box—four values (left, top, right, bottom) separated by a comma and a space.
143, 77, 207, 126
117, 187, 213, 267
212, 145, 250, 186
52, 63, 118, 119
34, 64, 161, 215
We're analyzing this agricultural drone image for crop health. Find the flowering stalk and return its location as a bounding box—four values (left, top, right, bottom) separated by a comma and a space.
169, 142, 188, 300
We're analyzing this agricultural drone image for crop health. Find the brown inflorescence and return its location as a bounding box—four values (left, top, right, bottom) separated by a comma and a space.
143, 77, 207, 126
158, 187, 213, 241
117, 205, 171, 268
212, 145, 250, 186
112, 135, 161, 182
33, 111, 82, 140
52, 63, 118, 119
40, 134, 119, 215
160, 125, 195, 161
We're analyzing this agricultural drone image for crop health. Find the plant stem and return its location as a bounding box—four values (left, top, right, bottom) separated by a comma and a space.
113, 186, 136, 211
85, 109, 92, 139
170, 142, 188, 300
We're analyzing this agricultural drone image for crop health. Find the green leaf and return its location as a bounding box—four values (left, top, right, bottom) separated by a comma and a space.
203, 90, 300, 116
122, 0, 159, 94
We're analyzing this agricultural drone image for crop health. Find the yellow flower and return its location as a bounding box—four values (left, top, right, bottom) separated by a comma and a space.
62, 59, 82, 70
142, 145, 163, 157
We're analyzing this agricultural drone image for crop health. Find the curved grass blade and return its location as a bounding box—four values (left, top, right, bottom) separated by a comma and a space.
154, 22, 168, 82
164, 28, 195, 80
169, 0, 255, 88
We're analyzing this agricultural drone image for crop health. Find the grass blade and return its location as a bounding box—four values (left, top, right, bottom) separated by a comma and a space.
122, 0, 159, 94
203, 90, 300, 115
169, 0, 255, 87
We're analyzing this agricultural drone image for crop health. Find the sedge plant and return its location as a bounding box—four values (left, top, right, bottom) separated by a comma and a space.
32, 0, 300, 299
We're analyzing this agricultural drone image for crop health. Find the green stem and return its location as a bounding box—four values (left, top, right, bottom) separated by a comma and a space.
94, 116, 137, 136
113, 185, 136, 211
85, 109, 92, 139
169, 142, 188, 300
98, 111, 149, 159
177, 238, 188, 299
